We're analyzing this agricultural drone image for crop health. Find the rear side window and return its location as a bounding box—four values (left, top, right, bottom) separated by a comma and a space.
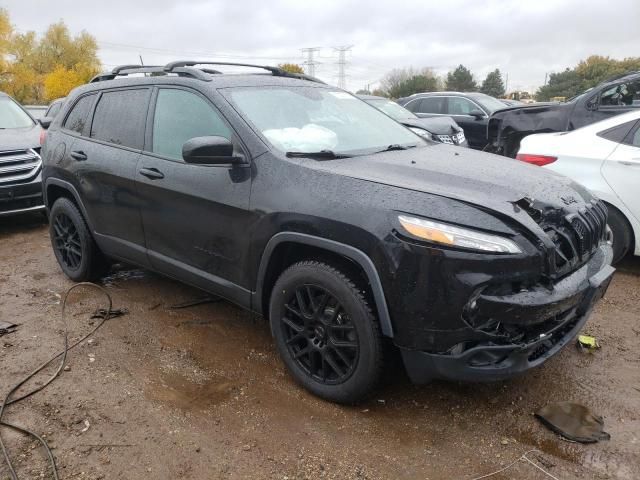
63, 95, 95, 134
90, 89, 149, 149
152, 89, 231, 160
410, 97, 444, 114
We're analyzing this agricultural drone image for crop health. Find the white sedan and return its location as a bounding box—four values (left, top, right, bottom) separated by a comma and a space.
517, 110, 640, 263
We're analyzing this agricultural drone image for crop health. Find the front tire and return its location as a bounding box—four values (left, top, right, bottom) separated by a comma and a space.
269, 261, 384, 404
49, 197, 107, 281
607, 205, 634, 264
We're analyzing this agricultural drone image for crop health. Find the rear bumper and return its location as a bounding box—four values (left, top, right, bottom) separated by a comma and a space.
0, 172, 45, 216
401, 244, 614, 383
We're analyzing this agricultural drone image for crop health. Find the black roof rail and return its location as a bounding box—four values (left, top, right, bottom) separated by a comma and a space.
163, 60, 326, 84
89, 64, 212, 83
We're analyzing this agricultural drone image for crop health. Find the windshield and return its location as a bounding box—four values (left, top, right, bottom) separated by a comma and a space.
367, 99, 418, 120
470, 94, 510, 114
0, 96, 35, 129
226, 87, 422, 154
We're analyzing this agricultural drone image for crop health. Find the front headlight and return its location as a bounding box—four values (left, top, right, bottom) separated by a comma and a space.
398, 215, 522, 254
409, 127, 436, 141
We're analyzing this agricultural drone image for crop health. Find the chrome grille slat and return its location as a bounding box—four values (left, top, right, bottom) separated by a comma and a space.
0, 149, 41, 185
0, 152, 38, 163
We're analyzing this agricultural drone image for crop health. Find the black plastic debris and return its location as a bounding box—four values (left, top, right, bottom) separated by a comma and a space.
0, 321, 17, 337
535, 402, 611, 443
170, 296, 221, 309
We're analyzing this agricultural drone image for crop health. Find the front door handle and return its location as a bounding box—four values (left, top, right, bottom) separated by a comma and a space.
139, 167, 165, 180
70, 150, 87, 161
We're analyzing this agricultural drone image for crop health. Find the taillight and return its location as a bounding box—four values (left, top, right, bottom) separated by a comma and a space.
39, 129, 47, 146
515, 153, 557, 166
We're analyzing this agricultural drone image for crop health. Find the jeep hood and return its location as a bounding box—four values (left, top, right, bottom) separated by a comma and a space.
0, 125, 41, 151
302, 144, 593, 227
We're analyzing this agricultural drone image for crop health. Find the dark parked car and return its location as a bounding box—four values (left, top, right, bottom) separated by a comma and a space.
397, 92, 508, 149
358, 95, 467, 147
489, 71, 640, 157
41, 62, 614, 403
44, 97, 66, 119
0, 92, 45, 216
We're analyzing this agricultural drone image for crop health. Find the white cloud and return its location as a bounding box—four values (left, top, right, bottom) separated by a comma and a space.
4, 0, 639, 93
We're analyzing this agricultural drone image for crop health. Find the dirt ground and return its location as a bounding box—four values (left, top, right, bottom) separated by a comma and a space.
1, 213, 639, 480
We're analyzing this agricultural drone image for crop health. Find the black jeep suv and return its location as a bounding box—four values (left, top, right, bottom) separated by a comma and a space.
0, 92, 45, 216
41, 62, 614, 403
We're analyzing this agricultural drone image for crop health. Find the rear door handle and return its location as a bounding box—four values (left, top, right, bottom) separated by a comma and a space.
70, 150, 87, 161
139, 167, 165, 180
618, 159, 640, 166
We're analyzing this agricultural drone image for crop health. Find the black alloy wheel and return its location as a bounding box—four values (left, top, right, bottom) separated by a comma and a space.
270, 261, 384, 404
49, 197, 108, 282
52, 212, 83, 270
282, 284, 359, 384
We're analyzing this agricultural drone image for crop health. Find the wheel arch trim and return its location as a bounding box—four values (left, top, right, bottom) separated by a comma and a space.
44, 178, 95, 233
255, 232, 394, 337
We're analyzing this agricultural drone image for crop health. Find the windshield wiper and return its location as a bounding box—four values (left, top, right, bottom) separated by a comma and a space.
374, 144, 417, 154
286, 150, 351, 160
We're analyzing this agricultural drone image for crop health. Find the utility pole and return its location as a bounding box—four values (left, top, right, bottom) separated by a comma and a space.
301, 47, 320, 77
334, 45, 353, 90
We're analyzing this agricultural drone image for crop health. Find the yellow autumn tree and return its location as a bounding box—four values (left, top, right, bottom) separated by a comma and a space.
44, 65, 81, 100
278, 63, 305, 74
0, 10, 100, 104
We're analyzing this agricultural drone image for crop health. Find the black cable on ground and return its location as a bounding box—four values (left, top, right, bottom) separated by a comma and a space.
0, 282, 126, 480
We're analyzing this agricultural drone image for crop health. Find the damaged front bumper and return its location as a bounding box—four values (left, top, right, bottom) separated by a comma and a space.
401, 243, 614, 383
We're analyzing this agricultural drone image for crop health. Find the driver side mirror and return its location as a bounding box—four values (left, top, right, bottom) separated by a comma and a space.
182, 136, 244, 165
469, 109, 485, 120
39, 117, 53, 129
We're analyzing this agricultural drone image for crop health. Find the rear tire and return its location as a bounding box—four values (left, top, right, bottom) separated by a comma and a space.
49, 197, 108, 281
607, 205, 634, 264
269, 261, 384, 404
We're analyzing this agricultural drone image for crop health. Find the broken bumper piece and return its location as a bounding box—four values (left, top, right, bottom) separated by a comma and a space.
401, 244, 614, 383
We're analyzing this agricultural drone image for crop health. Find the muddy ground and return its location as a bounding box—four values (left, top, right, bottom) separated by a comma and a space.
0, 213, 639, 480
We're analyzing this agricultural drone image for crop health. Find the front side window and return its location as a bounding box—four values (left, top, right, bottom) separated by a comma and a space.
470, 94, 507, 114
226, 87, 421, 154
600, 80, 640, 107
90, 89, 149, 149
0, 96, 35, 129
152, 89, 231, 160
447, 97, 478, 115
63, 94, 96, 135
368, 99, 417, 120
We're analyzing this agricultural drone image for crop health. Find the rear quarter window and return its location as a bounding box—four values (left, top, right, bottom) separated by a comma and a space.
63, 94, 96, 135
597, 120, 638, 143
90, 89, 149, 149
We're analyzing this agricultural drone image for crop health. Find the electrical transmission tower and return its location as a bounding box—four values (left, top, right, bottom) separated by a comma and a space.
334, 45, 353, 90
301, 47, 320, 77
